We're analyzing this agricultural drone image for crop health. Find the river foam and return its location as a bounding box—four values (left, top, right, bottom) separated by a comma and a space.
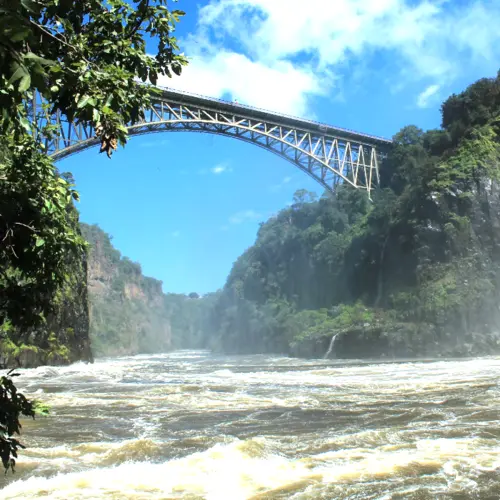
1, 351, 499, 499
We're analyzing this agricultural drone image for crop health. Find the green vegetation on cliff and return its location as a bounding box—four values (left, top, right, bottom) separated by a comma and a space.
82, 224, 211, 356
0, 142, 91, 367
81, 224, 171, 356
204, 72, 500, 359
1, 0, 188, 366
1, 0, 187, 363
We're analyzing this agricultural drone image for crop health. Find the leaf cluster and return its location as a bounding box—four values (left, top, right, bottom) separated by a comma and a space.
0, 372, 35, 473
0, 0, 187, 155
0, 136, 86, 330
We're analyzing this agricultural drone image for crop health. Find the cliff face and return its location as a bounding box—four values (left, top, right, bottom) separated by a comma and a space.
204, 72, 500, 360
81, 224, 172, 357
45, 249, 94, 365
0, 224, 93, 368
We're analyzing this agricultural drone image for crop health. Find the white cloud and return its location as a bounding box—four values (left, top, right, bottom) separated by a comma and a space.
163, 50, 321, 116
229, 210, 262, 224
211, 164, 232, 174
160, 0, 500, 115
417, 84, 441, 108
198, 163, 233, 175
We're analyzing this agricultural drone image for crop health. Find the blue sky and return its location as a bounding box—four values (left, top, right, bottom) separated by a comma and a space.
62, 0, 500, 295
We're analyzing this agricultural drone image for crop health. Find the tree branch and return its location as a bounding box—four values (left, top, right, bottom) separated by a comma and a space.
29, 20, 76, 50
14, 222, 38, 232
127, 0, 150, 39
28, 20, 92, 65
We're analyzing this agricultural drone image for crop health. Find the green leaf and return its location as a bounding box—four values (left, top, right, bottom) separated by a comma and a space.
18, 73, 31, 92
10, 29, 31, 42
44, 199, 54, 212
19, 116, 31, 132
77, 96, 96, 109
8, 63, 29, 85
24, 53, 55, 66
35, 237, 45, 248
77, 96, 91, 108
171, 63, 182, 76
171, 10, 185, 21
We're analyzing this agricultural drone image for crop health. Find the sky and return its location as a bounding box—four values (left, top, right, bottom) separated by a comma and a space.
61, 0, 500, 295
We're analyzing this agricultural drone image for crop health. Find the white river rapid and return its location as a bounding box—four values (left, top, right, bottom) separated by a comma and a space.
1, 351, 499, 499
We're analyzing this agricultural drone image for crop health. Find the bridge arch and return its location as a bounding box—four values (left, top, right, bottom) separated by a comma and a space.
35, 88, 392, 196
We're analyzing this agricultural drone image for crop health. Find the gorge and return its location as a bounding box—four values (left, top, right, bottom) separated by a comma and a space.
2, 72, 500, 366
2, 1, 500, 498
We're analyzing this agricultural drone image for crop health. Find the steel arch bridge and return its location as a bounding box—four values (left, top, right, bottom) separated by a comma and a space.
33, 87, 392, 196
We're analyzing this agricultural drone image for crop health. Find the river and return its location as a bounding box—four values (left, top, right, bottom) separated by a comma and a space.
1, 351, 499, 499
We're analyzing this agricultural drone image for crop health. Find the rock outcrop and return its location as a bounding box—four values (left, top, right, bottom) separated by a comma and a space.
81, 224, 172, 357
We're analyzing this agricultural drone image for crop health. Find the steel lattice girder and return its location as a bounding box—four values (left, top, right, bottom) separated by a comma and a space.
33, 88, 392, 195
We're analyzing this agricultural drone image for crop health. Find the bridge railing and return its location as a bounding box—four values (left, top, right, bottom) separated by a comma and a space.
154, 84, 393, 146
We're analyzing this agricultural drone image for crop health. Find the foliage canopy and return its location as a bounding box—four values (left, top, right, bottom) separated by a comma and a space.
0, 373, 35, 473
0, 0, 187, 473
0, 0, 187, 154
1, 0, 187, 330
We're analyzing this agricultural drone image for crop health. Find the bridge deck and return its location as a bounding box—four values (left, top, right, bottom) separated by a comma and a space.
157, 87, 393, 148
41, 85, 389, 194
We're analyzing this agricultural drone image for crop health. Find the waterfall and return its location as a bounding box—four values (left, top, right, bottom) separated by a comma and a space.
324, 333, 338, 359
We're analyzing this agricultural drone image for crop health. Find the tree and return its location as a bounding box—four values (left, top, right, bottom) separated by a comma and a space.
0, 137, 84, 331
0, 0, 187, 154
441, 73, 500, 143
292, 189, 317, 208
1, 0, 187, 330
0, 0, 188, 471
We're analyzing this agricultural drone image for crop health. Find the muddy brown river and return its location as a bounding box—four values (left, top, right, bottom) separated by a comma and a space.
1, 351, 499, 499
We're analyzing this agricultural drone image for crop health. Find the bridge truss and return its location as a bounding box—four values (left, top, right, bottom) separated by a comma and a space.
33, 88, 392, 196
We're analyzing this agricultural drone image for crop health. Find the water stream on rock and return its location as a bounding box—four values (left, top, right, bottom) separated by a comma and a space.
324, 334, 338, 359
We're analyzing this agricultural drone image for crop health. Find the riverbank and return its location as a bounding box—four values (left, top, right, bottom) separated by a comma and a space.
291, 326, 500, 360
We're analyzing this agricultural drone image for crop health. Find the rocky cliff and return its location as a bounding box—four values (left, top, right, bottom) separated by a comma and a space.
204, 72, 500, 360
81, 224, 172, 357
0, 220, 93, 368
